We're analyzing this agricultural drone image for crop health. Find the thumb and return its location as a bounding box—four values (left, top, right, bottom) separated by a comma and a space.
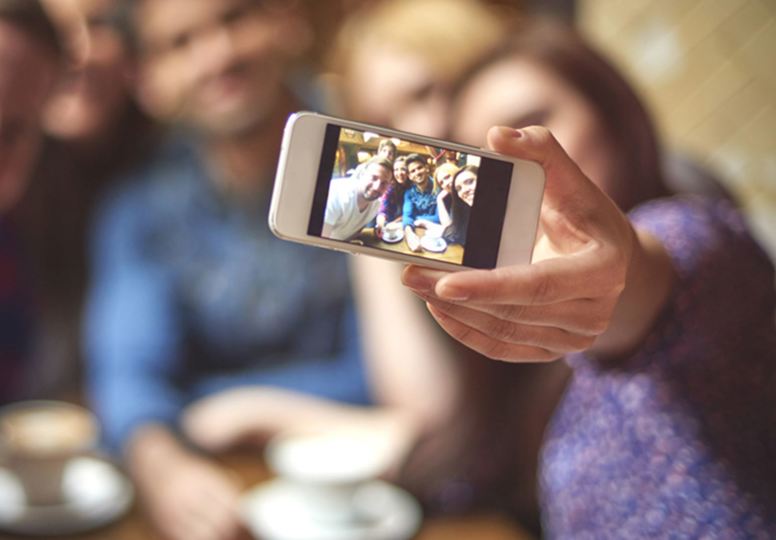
486, 125, 600, 211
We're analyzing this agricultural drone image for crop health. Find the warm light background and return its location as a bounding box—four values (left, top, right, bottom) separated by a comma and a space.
579, 0, 776, 259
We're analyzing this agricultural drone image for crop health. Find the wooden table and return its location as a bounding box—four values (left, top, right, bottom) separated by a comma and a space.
355, 227, 464, 265
0, 451, 534, 540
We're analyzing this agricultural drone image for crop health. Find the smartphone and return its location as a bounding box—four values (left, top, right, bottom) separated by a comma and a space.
269, 111, 544, 271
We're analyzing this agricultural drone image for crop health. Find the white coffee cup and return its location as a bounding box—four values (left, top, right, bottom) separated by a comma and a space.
381, 222, 403, 242
0, 401, 98, 506
265, 429, 397, 524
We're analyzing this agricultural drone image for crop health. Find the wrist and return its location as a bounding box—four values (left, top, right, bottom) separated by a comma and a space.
127, 424, 190, 478
592, 227, 675, 358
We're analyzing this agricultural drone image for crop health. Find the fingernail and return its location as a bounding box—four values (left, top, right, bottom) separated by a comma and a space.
497, 126, 522, 139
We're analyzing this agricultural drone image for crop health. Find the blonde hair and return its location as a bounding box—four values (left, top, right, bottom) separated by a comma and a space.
434, 162, 460, 191
330, 0, 510, 108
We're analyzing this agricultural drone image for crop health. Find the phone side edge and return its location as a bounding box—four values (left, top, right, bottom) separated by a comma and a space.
495, 159, 545, 267
268, 111, 324, 241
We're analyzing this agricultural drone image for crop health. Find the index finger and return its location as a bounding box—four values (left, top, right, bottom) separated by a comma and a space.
431, 245, 623, 305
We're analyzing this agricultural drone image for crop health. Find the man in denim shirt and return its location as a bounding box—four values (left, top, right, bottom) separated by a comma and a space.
85, 2, 375, 538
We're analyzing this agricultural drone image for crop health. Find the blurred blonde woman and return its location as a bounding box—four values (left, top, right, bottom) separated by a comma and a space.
329, 0, 555, 534
329, 0, 508, 138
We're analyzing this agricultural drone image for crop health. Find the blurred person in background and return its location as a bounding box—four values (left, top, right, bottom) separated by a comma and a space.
84, 1, 455, 539
0, 0, 61, 404
330, 0, 557, 535
13, 0, 157, 398
331, 1, 775, 536
402, 18, 776, 537
330, 0, 508, 138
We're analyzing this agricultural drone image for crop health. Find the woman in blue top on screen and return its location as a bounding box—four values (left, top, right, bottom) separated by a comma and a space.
402, 153, 439, 252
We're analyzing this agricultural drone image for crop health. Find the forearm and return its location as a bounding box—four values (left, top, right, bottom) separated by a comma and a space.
249, 390, 418, 460
87, 361, 184, 451
437, 199, 451, 227
591, 228, 675, 358
182, 387, 420, 463
415, 213, 441, 224
351, 256, 458, 429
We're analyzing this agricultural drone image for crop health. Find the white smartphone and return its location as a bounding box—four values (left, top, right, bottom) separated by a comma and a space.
269, 111, 545, 271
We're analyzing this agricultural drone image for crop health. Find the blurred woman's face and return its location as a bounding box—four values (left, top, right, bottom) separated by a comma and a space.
436, 167, 456, 193
43, 0, 133, 142
451, 55, 618, 197
345, 44, 449, 139
379, 144, 396, 162
454, 170, 476, 206
393, 161, 408, 184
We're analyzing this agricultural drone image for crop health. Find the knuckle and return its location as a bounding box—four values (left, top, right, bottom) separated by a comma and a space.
611, 271, 628, 296
543, 351, 564, 363
483, 339, 512, 362
526, 347, 559, 363
492, 318, 520, 342
529, 268, 554, 304
498, 303, 529, 322
529, 125, 555, 146
449, 321, 476, 346
574, 334, 597, 352
588, 316, 610, 336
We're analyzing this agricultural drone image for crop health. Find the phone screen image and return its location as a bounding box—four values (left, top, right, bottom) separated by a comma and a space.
307, 124, 513, 269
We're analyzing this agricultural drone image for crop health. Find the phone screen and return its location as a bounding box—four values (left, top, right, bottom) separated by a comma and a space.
307, 124, 513, 268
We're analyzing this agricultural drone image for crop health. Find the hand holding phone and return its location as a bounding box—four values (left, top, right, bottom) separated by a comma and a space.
402, 126, 642, 362
269, 112, 545, 271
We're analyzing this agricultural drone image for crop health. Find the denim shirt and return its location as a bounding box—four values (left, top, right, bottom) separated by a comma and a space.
402, 181, 439, 228
85, 137, 371, 450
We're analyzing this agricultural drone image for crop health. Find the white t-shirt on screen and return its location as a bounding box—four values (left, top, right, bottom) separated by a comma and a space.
324, 178, 381, 240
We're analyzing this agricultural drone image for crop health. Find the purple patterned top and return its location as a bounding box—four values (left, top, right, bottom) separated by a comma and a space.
378, 183, 406, 223
540, 196, 776, 538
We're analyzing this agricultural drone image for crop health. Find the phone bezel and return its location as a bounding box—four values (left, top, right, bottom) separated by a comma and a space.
269, 111, 545, 271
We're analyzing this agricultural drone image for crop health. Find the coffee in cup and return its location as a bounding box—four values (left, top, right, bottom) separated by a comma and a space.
0, 401, 98, 506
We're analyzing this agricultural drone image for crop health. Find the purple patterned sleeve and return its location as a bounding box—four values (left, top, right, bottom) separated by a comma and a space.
540, 196, 776, 539
378, 185, 395, 221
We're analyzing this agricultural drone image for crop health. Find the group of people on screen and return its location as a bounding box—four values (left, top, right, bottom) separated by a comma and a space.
324, 137, 479, 253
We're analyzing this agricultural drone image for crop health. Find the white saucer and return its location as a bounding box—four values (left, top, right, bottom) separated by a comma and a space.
420, 235, 447, 253
241, 479, 422, 540
381, 229, 404, 243
0, 456, 134, 536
